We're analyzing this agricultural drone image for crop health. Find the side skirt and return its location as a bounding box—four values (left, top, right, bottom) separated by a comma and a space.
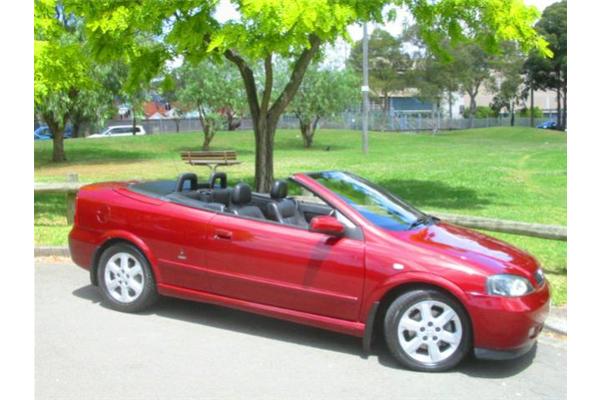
157, 283, 365, 337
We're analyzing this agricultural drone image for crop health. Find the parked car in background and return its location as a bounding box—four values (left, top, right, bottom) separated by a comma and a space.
34, 126, 52, 140
536, 120, 558, 130
88, 125, 146, 138
34, 125, 73, 140
69, 170, 549, 372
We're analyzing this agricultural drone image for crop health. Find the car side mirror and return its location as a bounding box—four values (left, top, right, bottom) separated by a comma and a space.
309, 215, 345, 237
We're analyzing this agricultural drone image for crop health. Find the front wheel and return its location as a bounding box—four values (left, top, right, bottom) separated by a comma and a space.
97, 243, 158, 313
384, 289, 471, 372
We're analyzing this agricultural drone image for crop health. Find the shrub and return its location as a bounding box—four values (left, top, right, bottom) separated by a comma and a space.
518, 106, 543, 118
463, 106, 496, 119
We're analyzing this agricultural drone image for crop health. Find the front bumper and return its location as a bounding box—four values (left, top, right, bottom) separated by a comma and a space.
474, 339, 538, 360
467, 281, 550, 352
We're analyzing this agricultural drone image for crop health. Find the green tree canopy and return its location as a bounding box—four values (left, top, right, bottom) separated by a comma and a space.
175, 60, 246, 150
348, 28, 411, 116
489, 42, 527, 126
523, 0, 567, 129
291, 66, 359, 147
35, 0, 95, 160
68, 0, 549, 191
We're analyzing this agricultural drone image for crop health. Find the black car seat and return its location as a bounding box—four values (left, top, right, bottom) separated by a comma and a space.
206, 172, 230, 206
229, 183, 265, 219
265, 180, 308, 228
209, 171, 227, 189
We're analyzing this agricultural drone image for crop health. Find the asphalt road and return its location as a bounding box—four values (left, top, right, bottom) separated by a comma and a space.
36, 261, 566, 400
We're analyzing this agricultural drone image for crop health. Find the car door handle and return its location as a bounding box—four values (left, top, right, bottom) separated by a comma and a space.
214, 229, 233, 240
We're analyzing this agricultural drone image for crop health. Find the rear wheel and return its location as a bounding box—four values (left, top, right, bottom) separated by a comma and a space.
384, 289, 471, 372
97, 243, 158, 313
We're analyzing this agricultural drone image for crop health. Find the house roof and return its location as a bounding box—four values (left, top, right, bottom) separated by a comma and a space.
143, 101, 168, 118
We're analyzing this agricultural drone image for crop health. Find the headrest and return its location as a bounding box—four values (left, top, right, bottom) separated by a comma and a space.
270, 180, 288, 199
232, 182, 252, 204
209, 172, 227, 189
175, 172, 197, 192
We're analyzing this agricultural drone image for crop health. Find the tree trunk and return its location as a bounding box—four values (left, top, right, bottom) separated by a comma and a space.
299, 115, 319, 148
556, 88, 562, 130
202, 126, 214, 150
469, 94, 476, 129
224, 35, 321, 192
530, 86, 534, 127
225, 108, 241, 131
174, 118, 180, 133
562, 85, 567, 130
132, 112, 137, 136
51, 128, 66, 161
448, 91, 453, 121
254, 121, 276, 192
510, 101, 515, 126
72, 121, 81, 138
381, 93, 389, 132
199, 110, 216, 151
432, 102, 438, 134
43, 113, 67, 162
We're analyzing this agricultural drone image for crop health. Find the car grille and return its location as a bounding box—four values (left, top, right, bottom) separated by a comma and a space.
534, 268, 545, 286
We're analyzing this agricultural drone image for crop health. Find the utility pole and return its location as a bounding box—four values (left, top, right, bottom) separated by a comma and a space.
361, 22, 369, 154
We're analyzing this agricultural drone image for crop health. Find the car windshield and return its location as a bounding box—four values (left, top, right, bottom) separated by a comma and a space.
309, 171, 429, 231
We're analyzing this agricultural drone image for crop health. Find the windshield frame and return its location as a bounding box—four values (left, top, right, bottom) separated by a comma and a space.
306, 171, 430, 232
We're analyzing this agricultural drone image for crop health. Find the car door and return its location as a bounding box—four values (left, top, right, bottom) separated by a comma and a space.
202, 214, 365, 321
130, 199, 214, 291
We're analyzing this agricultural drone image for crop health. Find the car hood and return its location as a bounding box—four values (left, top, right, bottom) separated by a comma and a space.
384, 221, 539, 277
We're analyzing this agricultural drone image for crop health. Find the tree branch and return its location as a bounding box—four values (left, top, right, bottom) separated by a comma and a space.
261, 54, 273, 115
269, 34, 321, 120
224, 48, 260, 123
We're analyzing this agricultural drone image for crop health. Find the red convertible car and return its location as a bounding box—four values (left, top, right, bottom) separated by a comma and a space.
69, 170, 549, 371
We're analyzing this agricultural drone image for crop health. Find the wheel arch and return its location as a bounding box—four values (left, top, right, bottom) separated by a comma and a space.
363, 277, 474, 353
91, 232, 160, 286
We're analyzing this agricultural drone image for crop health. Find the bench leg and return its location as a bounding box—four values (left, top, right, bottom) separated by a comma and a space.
208, 164, 218, 175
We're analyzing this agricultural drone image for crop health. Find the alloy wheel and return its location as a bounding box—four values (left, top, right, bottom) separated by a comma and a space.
397, 299, 463, 364
104, 252, 145, 303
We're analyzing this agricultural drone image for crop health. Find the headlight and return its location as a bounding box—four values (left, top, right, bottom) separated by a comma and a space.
486, 274, 534, 297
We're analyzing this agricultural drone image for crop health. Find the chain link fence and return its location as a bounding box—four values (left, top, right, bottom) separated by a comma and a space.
103, 112, 554, 135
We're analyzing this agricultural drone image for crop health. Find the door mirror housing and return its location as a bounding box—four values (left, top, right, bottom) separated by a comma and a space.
309, 215, 345, 237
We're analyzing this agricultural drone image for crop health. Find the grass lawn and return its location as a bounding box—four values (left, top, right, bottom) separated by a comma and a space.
34, 127, 567, 304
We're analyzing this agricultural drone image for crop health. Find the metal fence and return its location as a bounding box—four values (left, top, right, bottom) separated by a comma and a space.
103, 113, 554, 135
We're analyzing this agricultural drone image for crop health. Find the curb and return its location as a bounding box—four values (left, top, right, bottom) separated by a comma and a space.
545, 306, 567, 336
544, 320, 567, 336
35, 246, 70, 257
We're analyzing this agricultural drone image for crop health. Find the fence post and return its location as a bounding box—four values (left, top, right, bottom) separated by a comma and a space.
66, 173, 78, 225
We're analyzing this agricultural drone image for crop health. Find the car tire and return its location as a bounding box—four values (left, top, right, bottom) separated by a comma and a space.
97, 243, 158, 313
383, 288, 471, 372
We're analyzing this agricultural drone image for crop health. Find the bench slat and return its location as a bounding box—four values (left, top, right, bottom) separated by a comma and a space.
180, 150, 240, 170
186, 160, 242, 165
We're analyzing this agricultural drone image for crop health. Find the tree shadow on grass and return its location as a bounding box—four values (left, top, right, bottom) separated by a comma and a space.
34, 147, 162, 168
377, 178, 494, 211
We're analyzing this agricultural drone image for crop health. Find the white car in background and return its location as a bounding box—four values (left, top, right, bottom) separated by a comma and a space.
88, 125, 146, 138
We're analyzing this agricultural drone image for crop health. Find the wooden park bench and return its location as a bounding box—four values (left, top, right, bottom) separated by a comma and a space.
180, 150, 242, 173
